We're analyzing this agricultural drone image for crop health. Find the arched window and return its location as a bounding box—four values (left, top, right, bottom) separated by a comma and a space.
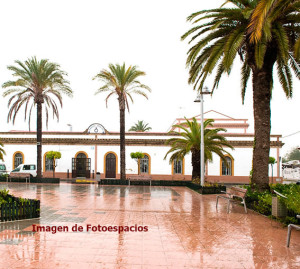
221, 156, 233, 176
44, 153, 54, 171
76, 152, 87, 159
140, 154, 150, 174
13, 152, 24, 169
172, 158, 184, 175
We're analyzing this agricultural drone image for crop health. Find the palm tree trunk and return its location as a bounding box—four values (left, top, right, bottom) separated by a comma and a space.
36, 102, 42, 178
119, 96, 126, 180
191, 149, 200, 180
252, 67, 273, 191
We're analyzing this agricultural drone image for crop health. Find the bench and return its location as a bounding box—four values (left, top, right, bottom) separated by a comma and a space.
8, 173, 31, 183
287, 215, 300, 247
128, 175, 152, 186
216, 186, 247, 213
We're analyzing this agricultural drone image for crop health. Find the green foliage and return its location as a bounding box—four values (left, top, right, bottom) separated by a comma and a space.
0, 189, 10, 205
181, 0, 300, 95
282, 146, 300, 162
271, 184, 300, 214
93, 63, 151, 111
244, 183, 300, 224
2, 56, 73, 129
130, 152, 144, 159
269, 156, 276, 164
244, 185, 272, 215
0, 189, 32, 206
129, 120, 152, 132
164, 117, 234, 164
46, 151, 62, 160
192, 177, 200, 185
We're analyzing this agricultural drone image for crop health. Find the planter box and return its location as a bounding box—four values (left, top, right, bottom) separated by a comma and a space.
272, 197, 287, 217
100, 179, 128, 185
32, 178, 60, 184
186, 182, 226, 194
0, 195, 40, 222
0, 177, 60, 183
198, 186, 226, 194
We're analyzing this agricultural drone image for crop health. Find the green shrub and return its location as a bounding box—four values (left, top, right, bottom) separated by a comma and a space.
130, 152, 144, 159
271, 184, 300, 214
0, 189, 10, 205
244, 183, 300, 225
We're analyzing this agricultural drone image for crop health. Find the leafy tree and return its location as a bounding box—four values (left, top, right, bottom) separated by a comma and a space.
130, 152, 144, 175
46, 151, 62, 178
164, 118, 233, 180
181, 0, 300, 191
129, 120, 152, 132
93, 63, 151, 180
0, 140, 5, 161
2, 57, 72, 178
283, 146, 300, 162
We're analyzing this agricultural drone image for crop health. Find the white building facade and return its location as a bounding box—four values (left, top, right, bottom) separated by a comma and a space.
0, 111, 283, 184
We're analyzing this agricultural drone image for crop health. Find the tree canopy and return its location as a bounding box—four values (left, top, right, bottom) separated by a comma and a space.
129, 120, 152, 132
283, 146, 300, 162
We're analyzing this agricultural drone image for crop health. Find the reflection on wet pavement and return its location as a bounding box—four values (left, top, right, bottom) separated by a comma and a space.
0, 183, 299, 268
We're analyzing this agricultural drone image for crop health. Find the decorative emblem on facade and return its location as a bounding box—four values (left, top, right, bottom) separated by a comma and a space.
85, 123, 107, 134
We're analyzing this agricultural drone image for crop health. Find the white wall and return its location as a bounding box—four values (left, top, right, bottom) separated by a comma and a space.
1, 142, 281, 177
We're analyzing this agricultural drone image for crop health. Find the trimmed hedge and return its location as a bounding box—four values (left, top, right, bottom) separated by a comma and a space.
0, 190, 40, 222
99, 179, 226, 194
0, 177, 60, 183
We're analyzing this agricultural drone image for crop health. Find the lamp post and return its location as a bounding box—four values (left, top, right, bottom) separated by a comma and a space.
67, 124, 72, 132
194, 87, 211, 186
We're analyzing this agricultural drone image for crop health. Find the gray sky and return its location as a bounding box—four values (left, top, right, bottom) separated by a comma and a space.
0, 0, 299, 156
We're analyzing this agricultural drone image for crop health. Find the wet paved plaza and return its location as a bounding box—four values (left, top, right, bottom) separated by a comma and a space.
0, 183, 299, 268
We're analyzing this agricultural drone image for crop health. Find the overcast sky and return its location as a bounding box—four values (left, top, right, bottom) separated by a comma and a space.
0, 0, 299, 156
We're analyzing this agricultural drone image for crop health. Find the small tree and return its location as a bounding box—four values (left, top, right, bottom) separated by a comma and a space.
282, 146, 300, 163
269, 157, 276, 184
46, 151, 61, 178
130, 152, 144, 175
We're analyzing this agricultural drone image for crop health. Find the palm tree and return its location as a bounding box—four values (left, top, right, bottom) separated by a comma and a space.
181, 0, 300, 190
2, 57, 72, 178
0, 140, 5, 161
129, 120, 152, 132
93, 63, 151, 180
164, 118, 233, 180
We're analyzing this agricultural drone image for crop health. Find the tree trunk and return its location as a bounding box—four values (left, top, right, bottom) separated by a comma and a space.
252, 67, 273, 191
191, 149, 200, 180
53, 158, 55, 178
119, 96, 126, 180
36, 102, 42, 178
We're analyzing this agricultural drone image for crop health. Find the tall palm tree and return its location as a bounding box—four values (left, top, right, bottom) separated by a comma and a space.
164, 118, 233, 180
182, 0, 300, 190
0, 140, 5, 161
93, 63, 151, 180
129, 120, 152, 132
2, 57, 72, 178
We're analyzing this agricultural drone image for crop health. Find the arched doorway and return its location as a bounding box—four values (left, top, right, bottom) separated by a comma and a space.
105, 152, 117, 178
72, 152, 91, 178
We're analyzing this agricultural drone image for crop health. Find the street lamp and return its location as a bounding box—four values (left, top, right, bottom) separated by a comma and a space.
194, 86, 211, 186
67, 124, 73, 132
